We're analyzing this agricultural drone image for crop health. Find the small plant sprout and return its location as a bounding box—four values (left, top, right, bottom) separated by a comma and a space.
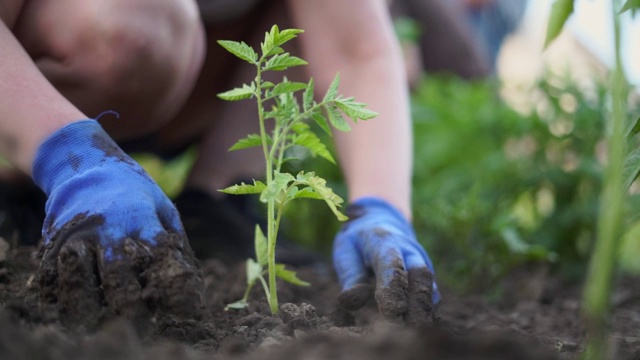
217, 25, 377, 315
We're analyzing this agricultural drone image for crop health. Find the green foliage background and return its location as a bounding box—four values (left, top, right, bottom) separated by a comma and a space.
281, 73, 640, 293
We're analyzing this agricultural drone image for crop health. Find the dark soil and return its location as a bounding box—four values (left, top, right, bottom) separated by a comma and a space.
1, 243, 640, 360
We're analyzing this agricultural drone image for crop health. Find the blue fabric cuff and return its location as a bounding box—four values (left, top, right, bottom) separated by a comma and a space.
32, 119, 113, 195
349, 196, 410, 227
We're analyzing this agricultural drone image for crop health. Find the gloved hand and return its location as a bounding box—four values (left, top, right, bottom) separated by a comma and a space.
33, 119, 205, 325
333, 197, 439, 325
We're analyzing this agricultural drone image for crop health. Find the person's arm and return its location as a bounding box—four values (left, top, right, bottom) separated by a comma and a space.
287, 0, 439, 323
0, 20, 82, 174
287, 0, 413, 219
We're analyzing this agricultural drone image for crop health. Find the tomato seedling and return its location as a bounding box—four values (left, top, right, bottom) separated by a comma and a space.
217, 25, 377, 315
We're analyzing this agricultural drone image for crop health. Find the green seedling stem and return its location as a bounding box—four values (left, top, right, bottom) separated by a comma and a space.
254, 62, 279, 313
217, 25, 377, 315
583, 0, 627, 358
544, 0, 640, 356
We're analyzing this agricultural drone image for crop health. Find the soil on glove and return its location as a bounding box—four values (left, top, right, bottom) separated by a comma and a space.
1, 243, 640, 360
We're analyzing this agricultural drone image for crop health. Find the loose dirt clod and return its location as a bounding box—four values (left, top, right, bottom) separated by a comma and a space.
36, 215, 207, 330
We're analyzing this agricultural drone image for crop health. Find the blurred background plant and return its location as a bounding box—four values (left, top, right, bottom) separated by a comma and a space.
283, 72, 640, 294
410, 73, 607, 293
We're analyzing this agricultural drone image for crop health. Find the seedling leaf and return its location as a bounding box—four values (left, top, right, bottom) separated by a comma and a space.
275, 264, 310, 286
273, 93, 298, 127
218, 40, 258, 64
275, 28, 304, 46
219, 180, 267, 195
261, 25, 304, 56
254, 225, 268, 266
295, 173, 347, 221
246, 258, 263, 286
326, 105, 351, 132
335, 97, 378, 121
218, 83, 256, 101
263, 53, 308, 71
624, 146, 640, 190
268, 81, 307, 98
266, 46, 285, 56
303, 79, 315, 112
620, 0, 640, 16
293, 131, 336, 164
626, 116, 640, 138
292, 187, 324, 200
311, 112, 333, 136
225, 300, 249, 311
260, 171, 295, 203
544, 0, 575, 49
323, 73, 340, 102
229, 133, 264, 151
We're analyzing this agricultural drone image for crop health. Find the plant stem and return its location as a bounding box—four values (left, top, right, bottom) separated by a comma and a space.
258, 275, 272, 308
255, 62, 279, 315
582, 1, 626, 358
267, 199, 278, 315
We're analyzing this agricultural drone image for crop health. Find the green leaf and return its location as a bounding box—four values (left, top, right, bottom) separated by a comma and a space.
229, 133, 263, 151
275, 264, 310, 286
295, 171, 316, 182
308, 176, 347, 221
262, 81, 275, 88
620, 0, 640, 16
260, 171, 295, 203
326, 104, 351, 132
624, 146, 640, 190
294, 173, 347, 221
303, 78, 315, 112
225, 300, 249, 311
217, 40, 258, 64
254, 225, 268, 266
261, 25, 304, 56
286, 185, 299, 199
292, 187, 324, 200
275, 28, 304, 47
335, 97, 378, 121
267, 81, 307, 98
218, 83, 256, 101
279, 157, 299, 165
323, 73, 340, 102
292, 130, 336, 164
272, 91, 299, 127
219, 180, 267, 195
626, 116, 640, 138
263, 53, 308, 71
544, 0, 575, 49
246, 258, 263, 286
311, 112, 332, 136
266, 46, 285, 56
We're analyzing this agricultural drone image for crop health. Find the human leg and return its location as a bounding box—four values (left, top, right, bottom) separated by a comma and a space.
12, 0, 206, 140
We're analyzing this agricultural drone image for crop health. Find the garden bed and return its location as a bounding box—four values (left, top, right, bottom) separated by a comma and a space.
1, 244, 639, 360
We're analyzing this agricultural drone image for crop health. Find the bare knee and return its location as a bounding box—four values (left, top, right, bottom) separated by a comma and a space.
14, 0, 205, 140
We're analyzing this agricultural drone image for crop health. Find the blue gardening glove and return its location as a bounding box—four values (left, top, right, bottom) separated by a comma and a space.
33, 119, 205, 324
333, 197, 439, 324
